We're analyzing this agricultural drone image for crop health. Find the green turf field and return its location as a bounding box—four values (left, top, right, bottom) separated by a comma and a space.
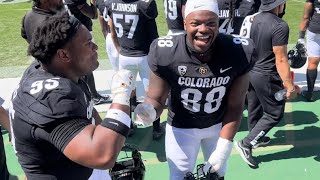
3, 92, 320, 180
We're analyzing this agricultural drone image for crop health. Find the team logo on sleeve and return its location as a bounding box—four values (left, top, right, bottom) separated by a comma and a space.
199, 67, 208, 75
178, 66, 187, 76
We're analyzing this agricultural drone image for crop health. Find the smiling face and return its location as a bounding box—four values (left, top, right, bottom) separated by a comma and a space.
184, 10, 219, 53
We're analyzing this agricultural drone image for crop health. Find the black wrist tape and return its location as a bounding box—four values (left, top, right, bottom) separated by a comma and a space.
299, 31, 306, 39
101, 118, 130, 138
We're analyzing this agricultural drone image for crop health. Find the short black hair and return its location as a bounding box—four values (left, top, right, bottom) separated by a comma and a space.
28, 12, 81, 64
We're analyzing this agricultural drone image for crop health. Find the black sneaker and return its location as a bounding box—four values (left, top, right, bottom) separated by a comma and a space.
153, 126, 165, 140
234, 140, 257, 167
300, 90, 314, 102
93, 94, 112, 105
252, 136, 271, 149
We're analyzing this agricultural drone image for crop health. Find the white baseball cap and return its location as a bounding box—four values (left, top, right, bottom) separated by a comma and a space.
184, 0, 219, 19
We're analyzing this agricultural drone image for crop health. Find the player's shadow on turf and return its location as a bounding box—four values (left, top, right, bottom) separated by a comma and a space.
277, 110, 319, 127
289, 91, 320, 102
256, 126, 320, 164
237, 110, 318, 132
125, 121, 167, 162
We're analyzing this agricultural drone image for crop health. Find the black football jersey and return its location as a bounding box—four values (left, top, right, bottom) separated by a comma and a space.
96, 0, 107, 15
307, 0, 320, 33
163, 0, 187, 31
64, 0, 93, 31
106, 0, 159, 56
96, 0, 111, 33
250, 12, 289, 75
218, 0, 260, 35
148, 34, 253, 129
11, 62, 94, 179
21, 7, 56, 43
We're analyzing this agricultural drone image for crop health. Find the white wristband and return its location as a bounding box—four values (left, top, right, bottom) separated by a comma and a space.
105, 109, 131, 128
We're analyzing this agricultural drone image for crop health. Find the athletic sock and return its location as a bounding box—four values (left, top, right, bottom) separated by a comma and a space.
306, 69, 317, 93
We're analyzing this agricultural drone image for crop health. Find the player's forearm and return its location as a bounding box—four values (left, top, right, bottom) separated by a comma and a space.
64, 104, 130, 169
0, 107, 10, 132
300, 3, 313, 32
276, 61, 294, 91
220, 105, 243, 141
299, 18, 310, 32
220, 73, 249, 140
99, 16, 108, 38
88, 126, 126, 169
275, 57, 294, 93
68, 125, 126, 169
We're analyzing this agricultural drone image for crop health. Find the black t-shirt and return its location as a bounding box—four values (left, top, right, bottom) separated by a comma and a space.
21, 7, 56, 43
218, 0, 260, 35
106, 0, 159, 56
307, 0, 320, 33
163, 0, 187, 31
64, 0, 93, 31
250, 12, 289, 75
148, 34, 253, 128
12, 62, 94, 179
96, 0, 110, 33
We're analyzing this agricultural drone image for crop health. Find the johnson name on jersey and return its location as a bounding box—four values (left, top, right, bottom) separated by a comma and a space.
148, 34, 253, 129
105, 0, 158, 56
218, 0, 260, 35
163, 0, 187, 31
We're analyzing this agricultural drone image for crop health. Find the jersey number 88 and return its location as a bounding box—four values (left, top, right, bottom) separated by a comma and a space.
181, 86, 226, 114
158, 36, 173, 47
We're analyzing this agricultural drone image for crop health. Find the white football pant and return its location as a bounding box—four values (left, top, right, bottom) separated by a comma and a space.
106, 34, 119, 71
306, 30, 320, 57
165, 123, 226, 180
118, 55, 149, 99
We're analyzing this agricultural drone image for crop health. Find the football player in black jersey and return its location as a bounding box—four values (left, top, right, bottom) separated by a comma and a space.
0, 97, 10, 180
163, 0, 187, 35
134, 0, 253, 179
298, 0, 320, 102
218, 0, 260, 35
96, 0, 119, 71
106, 0, 164, 139
11, 12, 135, 179
21, 0, 64, 43
64, 0, 111, 105
234, 0, 297, 168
